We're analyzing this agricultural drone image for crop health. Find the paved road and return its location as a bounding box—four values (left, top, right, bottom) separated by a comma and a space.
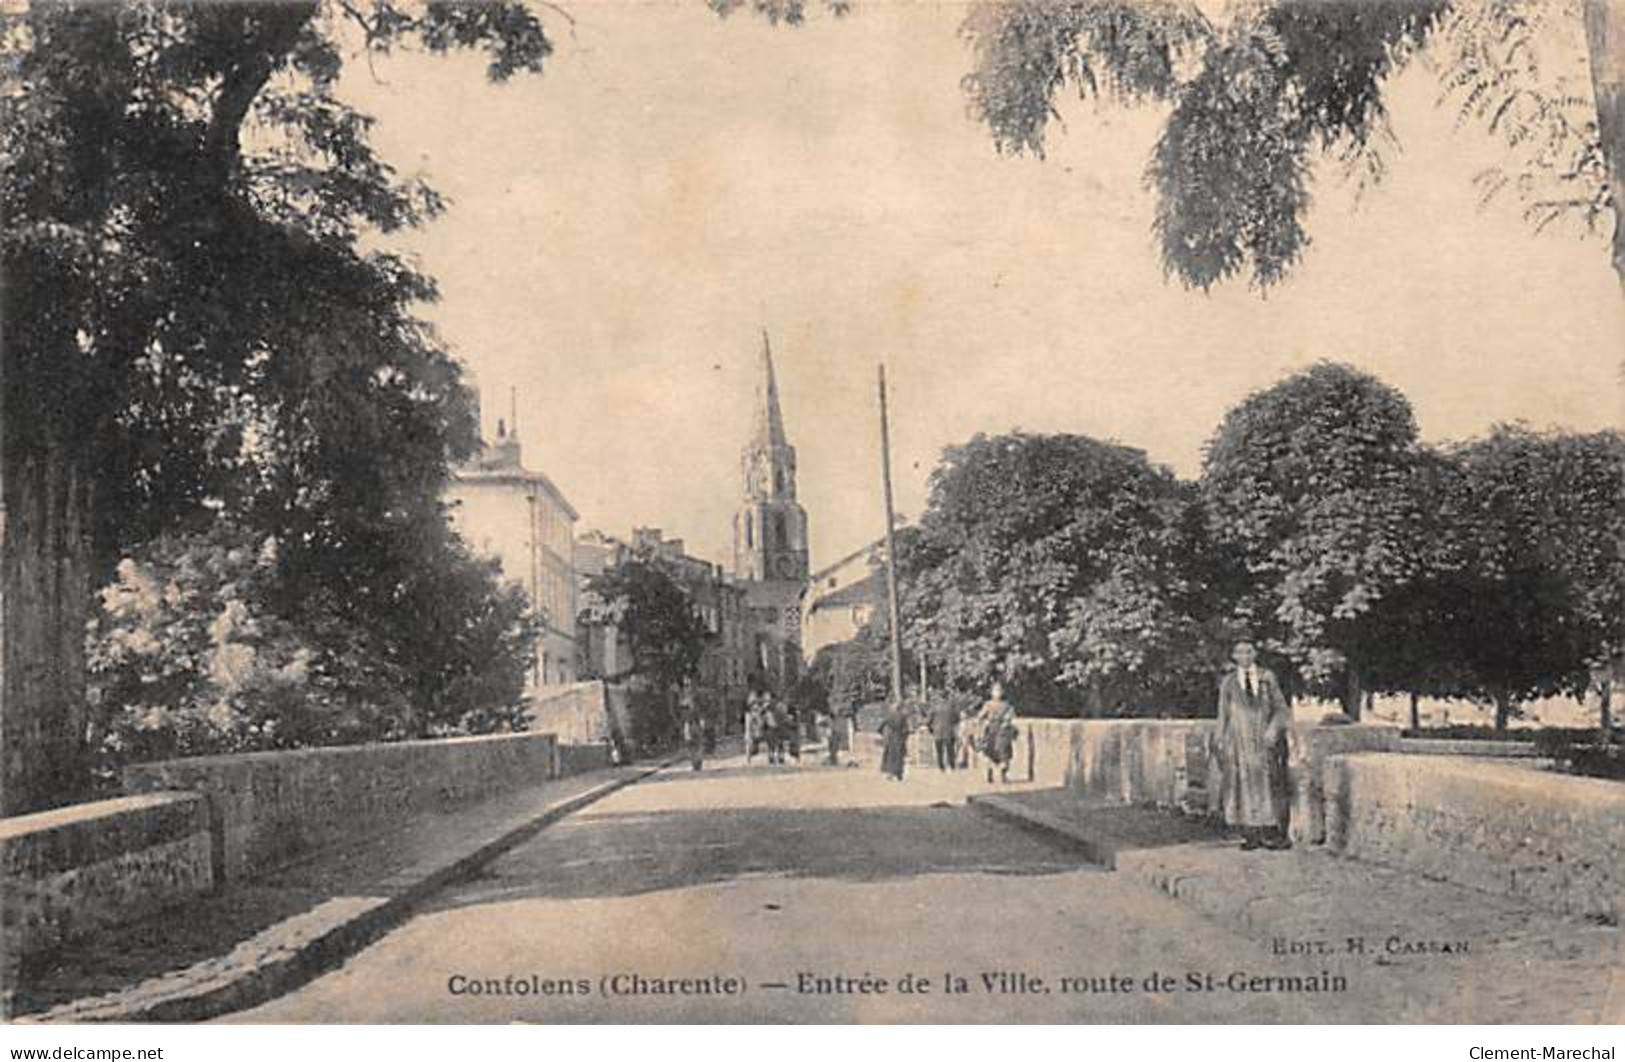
231, 754, 1393, 1023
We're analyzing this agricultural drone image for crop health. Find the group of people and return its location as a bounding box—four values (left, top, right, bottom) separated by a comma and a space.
878, 683, 1019, 784
743, 689, 803, 766
717, 637, 1289, 856
874, 637, 1297, 855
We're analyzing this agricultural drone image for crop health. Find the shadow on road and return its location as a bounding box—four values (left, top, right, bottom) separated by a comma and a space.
629, 761, 863, 785
425, 797, 1093, 912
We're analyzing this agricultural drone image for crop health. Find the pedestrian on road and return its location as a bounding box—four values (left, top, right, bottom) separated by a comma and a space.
762, 698, 782, 765
744, 692, 764, 765
681, 684, 704, 772
958, 714, 979, 771
975, 683, 1018, 784
1215, 640, 1292, 851
783, 699, 802, 763
879, 701, 909, 780
825, 703, 849, 766
929, 698, 961, 771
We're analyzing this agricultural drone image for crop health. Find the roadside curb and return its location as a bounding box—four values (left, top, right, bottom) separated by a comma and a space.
25, 761, 673, 1024
965, 792, 1121, 868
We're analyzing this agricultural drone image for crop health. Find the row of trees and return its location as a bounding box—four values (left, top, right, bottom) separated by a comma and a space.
879, 363, 1622, 727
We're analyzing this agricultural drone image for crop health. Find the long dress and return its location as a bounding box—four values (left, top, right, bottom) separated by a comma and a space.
977, 700, 1016, 764
879, 709, 908, 779
1216, 669, 1289, 828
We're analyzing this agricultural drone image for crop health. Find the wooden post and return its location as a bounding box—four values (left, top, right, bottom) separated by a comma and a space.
878, 365, 905, 708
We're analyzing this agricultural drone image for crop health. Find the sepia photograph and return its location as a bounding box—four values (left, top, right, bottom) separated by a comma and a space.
2, 0, 1623, 1033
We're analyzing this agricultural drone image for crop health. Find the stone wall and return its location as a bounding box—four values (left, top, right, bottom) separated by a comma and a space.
0, 792, 212, 964
556, 740, 613, 776
123, 731, 559, 884
1023, 718, 1217, 806
1021, 717, 1401, 843
1324, 753, 1625, 922
530, 681, 613, 744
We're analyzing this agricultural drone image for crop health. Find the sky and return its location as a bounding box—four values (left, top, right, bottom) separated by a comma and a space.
337, 1, 1624, 571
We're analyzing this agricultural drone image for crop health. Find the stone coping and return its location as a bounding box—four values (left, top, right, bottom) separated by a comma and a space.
122, 729, 549, 774
0, 792, 199, 843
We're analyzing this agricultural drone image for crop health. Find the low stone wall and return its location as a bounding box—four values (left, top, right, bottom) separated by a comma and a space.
1324, 753, 1625, 922
556, 741, 613, 776
123, 731, 558, 884
0, 793, 212, 964
1397, 738, 1539, 758
530, 681, 613, 744
1021, 718, 1401, 843
1285, 724, 1402, 844
1023, 718, 1215, 805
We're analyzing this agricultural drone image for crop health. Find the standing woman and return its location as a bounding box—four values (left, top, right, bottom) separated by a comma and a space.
879, 701, 909, 781
976, 683, 1018, 783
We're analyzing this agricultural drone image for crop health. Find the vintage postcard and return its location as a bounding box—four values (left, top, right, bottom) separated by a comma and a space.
2, 0, 1622, 1030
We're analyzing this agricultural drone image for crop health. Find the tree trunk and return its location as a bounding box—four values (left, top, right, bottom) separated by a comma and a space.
1493, 689, 1513, 733
1583, 0, 1625, 288
1, 439, 95, 815
1409, 691, 1421, 731
1341, 662, 1364, 720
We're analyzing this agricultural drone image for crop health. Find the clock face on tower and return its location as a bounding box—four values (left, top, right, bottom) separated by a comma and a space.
774, 554, 797, 579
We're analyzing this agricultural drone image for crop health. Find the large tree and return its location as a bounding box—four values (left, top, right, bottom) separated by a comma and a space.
894, 432, 1221, 716
578, 552, 711, 714
961, 0, 1625, 289
1199, 362, 1432, 717
1442, 425, 1625, 729
1, 1, 553, 814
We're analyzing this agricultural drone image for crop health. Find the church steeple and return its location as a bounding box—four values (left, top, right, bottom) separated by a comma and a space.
733, 328, 809, 584
741, 329, 797, 503
752, 328, 789, 452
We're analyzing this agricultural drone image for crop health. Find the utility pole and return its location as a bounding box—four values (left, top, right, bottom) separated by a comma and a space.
878, 365, 905, 707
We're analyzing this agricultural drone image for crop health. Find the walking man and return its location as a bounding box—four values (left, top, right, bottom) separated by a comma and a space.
930, 697, 961, 771
1215, 640, 1291, 850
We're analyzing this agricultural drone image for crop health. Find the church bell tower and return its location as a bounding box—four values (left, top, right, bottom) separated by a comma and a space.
733, 330, 809, 585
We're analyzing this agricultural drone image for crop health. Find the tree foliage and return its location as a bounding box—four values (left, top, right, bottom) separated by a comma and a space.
894, 432, 1222, 716
1199, 362, 1431, 713
1, 0, 555, 810
579, 553, 711, 695
961, 0, 1625, 289
1441, 425, 1625, 721
962, 0, 1446, 289
86, 517, 539, 786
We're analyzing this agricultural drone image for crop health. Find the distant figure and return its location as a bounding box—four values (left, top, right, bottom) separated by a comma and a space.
680, 686, 704, 772
744, 692, 765, 764
929, 698, 961, 771
958, 714, 979, 771
879, 701, 909, 781
761, 697, 782, 765
975, 683, 1018, 783
782, 699, 802, 763
1215, 640, 1291, 851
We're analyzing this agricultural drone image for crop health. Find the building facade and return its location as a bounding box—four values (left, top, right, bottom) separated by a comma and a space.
446, 417, 579, 689
802, 539, 886, 662
731, 330, 809, 691
574, 527, 749, 729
